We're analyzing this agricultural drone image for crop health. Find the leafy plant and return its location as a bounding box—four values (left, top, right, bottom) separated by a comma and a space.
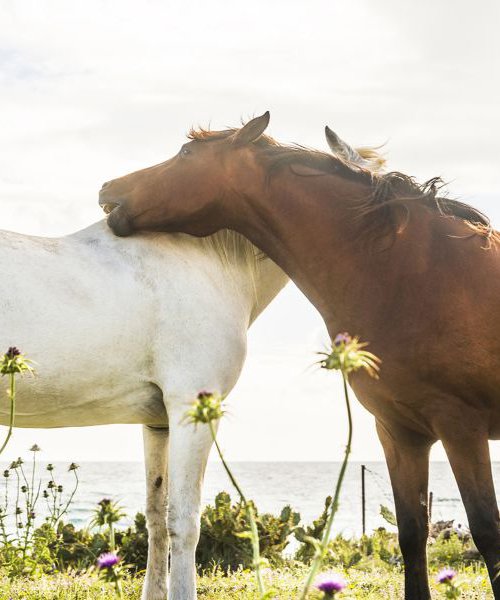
196, 491, 299, 572
428, 531, 474, 567
380, 505, 397, 527
0, 448, 79, 578
294, 496, 332, 564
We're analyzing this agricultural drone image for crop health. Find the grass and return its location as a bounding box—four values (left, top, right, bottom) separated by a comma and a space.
0, 564, 492, 599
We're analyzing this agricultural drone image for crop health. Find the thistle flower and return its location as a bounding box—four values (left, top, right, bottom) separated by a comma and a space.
97, 552, 121, 569
28, 511, 35, 519
3, 470, 9, 478
318, 333, 380, 378
333, 332, 351, 347
91, 498, 126, 530
29, 444, 41, 452
15, 507, 22, 515
21, 485, 27, 493
436, 568, 461, 599
68, 462, 79, 471
97, 552, 124, 598
57, 485, 63, 493
316, 572, 347, 597
437, 568, 456, 583
184, 391, 225, 425
0, 347, 34, 376
46, 464, 54, 472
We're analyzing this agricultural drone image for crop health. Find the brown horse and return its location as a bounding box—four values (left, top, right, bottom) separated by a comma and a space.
99, 113, 500, 600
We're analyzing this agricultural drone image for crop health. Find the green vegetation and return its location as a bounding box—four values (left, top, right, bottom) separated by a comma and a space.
0, 487, 489, 598
0, 563, 491, 599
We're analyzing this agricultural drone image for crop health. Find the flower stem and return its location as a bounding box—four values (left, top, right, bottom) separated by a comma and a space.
208, 420, 266, 598
0, 373, 16, 455
56, 470, 79, 524
109, 521, 116, 553
115, 577, 124, 599
30, 450, 35, 511
299, 373, 353, 599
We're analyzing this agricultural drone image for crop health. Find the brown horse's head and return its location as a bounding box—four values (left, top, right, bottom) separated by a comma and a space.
99, 112, 271, 237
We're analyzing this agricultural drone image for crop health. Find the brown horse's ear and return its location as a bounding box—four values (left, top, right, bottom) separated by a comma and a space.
325, 126, 363, 164
232, 111, 270, 146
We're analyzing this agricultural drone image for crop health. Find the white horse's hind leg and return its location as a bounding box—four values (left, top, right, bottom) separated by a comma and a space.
142, 425, 169, 600
167, 404, 215, 600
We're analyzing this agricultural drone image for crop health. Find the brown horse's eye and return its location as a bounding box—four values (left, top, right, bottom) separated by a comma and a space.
180, 146, 191, 157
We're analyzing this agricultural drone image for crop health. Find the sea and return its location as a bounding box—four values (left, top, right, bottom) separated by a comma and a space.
2, 460, 495, 537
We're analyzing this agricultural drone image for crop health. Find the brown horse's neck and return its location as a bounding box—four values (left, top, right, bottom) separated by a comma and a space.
226, 168, 436, 339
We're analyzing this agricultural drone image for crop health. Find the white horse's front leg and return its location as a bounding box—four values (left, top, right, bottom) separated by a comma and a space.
142, 425, 169, 600
167, 404, 214, 600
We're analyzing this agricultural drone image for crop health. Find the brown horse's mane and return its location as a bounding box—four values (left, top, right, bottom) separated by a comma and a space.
188, 127, 496, 245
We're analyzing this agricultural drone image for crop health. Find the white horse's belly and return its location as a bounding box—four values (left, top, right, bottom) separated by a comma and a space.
0, 348, 169, 426
0, 375, 167, 428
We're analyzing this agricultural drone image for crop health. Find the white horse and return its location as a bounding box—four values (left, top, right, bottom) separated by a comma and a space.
0, 220, 287, 599
0, 130, 382, 600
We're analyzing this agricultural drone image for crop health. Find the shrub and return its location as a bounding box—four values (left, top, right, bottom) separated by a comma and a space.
428, 531, 478, 567
117, 513, 149, 572
294, 496, 331, 564
196, 491, 300, 571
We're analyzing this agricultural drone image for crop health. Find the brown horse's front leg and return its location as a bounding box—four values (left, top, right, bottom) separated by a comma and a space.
376, 419, 433, 600
439, 422, 500, 598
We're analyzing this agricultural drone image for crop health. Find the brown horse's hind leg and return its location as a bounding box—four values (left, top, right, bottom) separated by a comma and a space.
376, 419, 433, 600
440, 426, 500, 598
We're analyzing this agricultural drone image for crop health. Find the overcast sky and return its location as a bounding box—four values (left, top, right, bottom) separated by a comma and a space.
0, 0, 499, 463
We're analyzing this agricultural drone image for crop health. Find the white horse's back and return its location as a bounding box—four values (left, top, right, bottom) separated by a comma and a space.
0, 221, 287, 428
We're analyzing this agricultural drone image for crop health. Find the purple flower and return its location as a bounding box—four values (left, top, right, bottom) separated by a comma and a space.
436, 568, 456, 583
315, 572, 347, 595
333, 332, 352, 347
6, 347, 20, 358
97, 552, 120, 569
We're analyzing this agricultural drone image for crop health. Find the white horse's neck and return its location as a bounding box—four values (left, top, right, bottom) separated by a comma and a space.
249, 256, 289, 324
67, 221, 288, 325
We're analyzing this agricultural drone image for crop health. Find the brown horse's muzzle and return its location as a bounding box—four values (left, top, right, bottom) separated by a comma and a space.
99, 188, 134, 237
106, 205, 134, 237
